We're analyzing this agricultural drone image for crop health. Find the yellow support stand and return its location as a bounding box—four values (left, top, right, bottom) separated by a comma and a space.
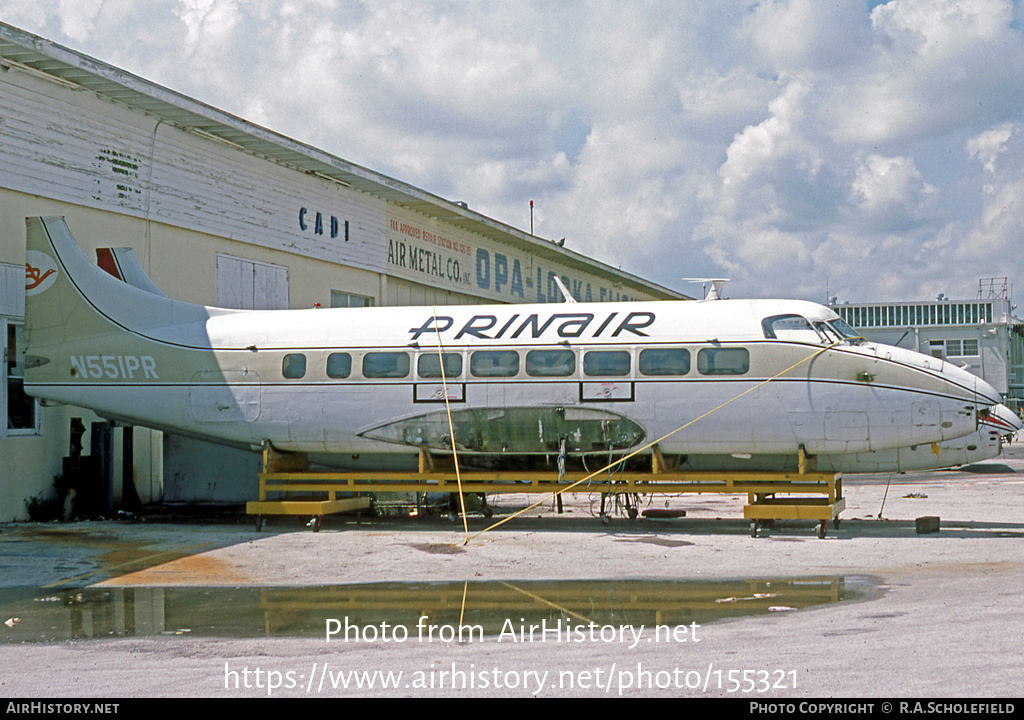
246, 443, 844, 536
246, 443, 371, 531
744, 446, 844, 538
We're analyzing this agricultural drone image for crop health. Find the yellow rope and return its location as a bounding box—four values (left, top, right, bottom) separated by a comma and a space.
499, 581, 596, 626
464, 341, 840, 544
433, 308, 469, 540
458, 579, 468, 632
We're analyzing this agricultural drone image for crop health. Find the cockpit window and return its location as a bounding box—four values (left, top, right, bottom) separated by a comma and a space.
816, 318, 865, 344
814, 322, 842, 343
827, 317, 862, 341
761, 315, 823, 343
763, 314, 864, 345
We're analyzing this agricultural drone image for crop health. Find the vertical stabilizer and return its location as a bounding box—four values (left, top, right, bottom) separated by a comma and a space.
24, 217, 216, 351
24, 217, 119, 347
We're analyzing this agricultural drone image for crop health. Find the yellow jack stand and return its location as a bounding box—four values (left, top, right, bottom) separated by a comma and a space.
246, 443, 371, 531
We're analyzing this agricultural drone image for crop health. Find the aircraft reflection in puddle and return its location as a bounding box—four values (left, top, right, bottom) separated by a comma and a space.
0, 577, 861, 643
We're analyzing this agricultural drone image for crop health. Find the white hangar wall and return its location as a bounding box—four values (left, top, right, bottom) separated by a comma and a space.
0, 69, 385, 274
0, 26, 680, 516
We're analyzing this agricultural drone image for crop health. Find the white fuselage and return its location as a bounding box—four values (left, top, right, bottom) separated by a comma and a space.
23, 217, 1019, 474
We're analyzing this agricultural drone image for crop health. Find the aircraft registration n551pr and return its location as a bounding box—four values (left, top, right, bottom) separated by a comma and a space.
22, 216, 1022, 475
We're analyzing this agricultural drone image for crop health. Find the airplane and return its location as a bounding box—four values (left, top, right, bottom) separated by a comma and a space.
21, 216, 1022, 481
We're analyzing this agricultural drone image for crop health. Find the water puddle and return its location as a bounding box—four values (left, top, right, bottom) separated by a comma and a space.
0, 576, 866, 643
0, 525, 218, 587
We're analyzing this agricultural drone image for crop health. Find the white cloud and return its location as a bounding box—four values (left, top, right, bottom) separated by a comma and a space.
2, 0, 1024, 304
849, 154, 937, 220
828, 0, 1024, 145
968, 123, 1017, 176
716, 79, 817, 211
959, 123, 1024, 264
746, 0, 871, 71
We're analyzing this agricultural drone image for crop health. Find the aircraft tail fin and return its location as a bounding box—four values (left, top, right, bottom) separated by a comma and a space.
24, 217, 213, 361
24, 216, 125, 347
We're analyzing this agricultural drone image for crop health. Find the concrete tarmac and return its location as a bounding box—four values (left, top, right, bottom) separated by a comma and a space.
1, 444, 1022, 698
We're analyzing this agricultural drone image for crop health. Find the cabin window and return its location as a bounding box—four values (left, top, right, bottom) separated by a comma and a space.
470, 350, 520, 377
282, 353, 307, 379
583, 350, 631, 377
418, 353, 463, 379
526, 349, 576, 377
638, 348, 690, 376
697, 347, 749, 375
762, 315, 823, 343
363, 352, 410, 378
326, 353, 352, 378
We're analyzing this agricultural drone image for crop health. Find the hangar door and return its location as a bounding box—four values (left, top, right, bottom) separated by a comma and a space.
216, 254, 289, 310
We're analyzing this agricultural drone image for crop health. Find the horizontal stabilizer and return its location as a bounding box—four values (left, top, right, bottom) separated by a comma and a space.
96, 247, 168, 297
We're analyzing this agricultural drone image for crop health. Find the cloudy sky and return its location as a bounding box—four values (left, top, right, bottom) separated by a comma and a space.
3, 0, 1024, 305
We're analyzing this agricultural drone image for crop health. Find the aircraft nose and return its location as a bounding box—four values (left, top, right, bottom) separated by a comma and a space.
973, 375, 1003, 406
981, 404, 1024, 435
941, 359, 1002, 405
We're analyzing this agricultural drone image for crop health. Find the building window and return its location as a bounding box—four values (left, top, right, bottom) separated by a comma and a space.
934, 339, 979, 357
4, 320, 41, 437
331, 291, 374, 308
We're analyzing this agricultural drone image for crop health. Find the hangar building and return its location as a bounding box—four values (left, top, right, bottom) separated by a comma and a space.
0, 22, 685, 520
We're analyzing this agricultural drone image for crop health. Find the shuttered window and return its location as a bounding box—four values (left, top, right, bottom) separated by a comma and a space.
216, 254, 289, 310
